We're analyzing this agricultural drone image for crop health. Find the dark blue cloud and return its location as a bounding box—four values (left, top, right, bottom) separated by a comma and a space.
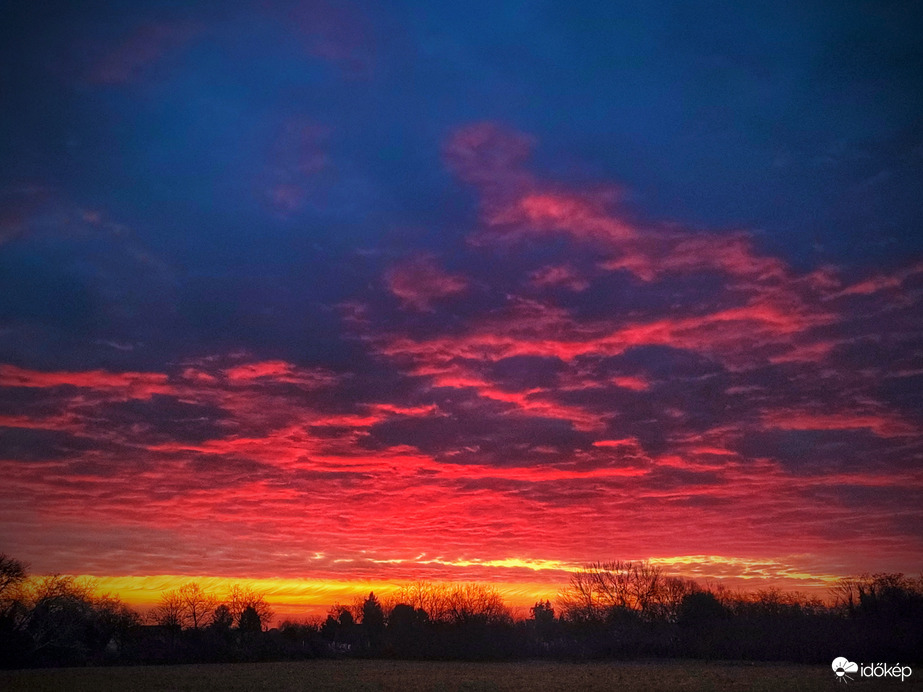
86, 394, 229, 444
0, 426, 99, 462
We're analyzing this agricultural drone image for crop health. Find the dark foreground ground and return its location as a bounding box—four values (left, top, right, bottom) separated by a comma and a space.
1, 659, 920, 691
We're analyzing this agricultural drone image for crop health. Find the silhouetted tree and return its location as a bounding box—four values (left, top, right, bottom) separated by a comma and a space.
210, 604, 233, 632
361, 592, 385, 653
337, 608, 354, 628
387, 602, 428, 655
8, 553, 923, 667
531, 599, 554, 621
151, 582, 220, 635
677, 590, 729, 657
320, 614, 339, 643
655, 576, 699, 622
320, 605, 358, 652
0, 554, 27, 601
178, 582, 217, 630
279, 619, 323, 658
854, 573, 923, 619
225, 584, 273, 631
89, 593, 141, 656
527, 599, 558, 650
238, 605, 262, 634
0, 554, 29, 667
830, 572, 923, 661
678, 590, 727, 625
559, 560, 664, 623
831, 575, 861, 616
151, 590, 184, 633
445, 583, 511, 626
394, 581, 451, 622
24, 575, 138, 666
0, 554, 28, 629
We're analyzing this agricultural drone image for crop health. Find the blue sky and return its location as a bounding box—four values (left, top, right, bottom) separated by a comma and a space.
1, 0, 921, 597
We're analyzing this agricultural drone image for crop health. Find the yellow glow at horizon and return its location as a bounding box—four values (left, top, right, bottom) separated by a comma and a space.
59, 553, 846, 620
75, 575, 562, 616
647, 555, 843, 584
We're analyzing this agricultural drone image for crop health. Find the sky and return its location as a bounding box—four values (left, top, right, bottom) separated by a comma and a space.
1, 0, 922, 617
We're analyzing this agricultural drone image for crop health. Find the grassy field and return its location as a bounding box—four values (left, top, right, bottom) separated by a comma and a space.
2, 659, 919, 691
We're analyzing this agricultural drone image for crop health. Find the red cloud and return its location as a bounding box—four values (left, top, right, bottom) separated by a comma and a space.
611, 376, 649, 391
380, 294, 834, 373
223, 360, 337, 387
0, 364, 173, 398
761, 409, 918, 438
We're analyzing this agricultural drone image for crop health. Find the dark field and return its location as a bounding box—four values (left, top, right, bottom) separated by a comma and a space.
3, 659, 920, 691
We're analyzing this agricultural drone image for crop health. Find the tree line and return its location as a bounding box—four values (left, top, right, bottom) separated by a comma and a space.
1, 553, 921, 667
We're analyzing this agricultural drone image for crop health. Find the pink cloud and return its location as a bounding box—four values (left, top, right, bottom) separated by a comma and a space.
767, 339, 839, 364
385, 255, 469, 311
529, 264, 590, 291
484, 190, 635, 245
258, 119, 330, 216
88, 21, 198, 85
285, 0, 376, 76
827, 261, 923, 299
443, 122, 534, 194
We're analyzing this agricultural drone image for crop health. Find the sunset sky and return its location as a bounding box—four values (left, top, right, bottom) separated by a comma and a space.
1, 1, 921, 618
